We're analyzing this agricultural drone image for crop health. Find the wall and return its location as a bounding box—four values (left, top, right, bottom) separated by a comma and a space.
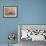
0, 0, 46, 44
0, 0, 18, 44
18, 0, 46, 24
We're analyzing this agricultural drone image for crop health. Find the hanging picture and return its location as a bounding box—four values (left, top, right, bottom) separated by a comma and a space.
3, 6, 17, 17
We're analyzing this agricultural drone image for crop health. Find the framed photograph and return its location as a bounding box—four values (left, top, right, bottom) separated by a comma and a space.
3, 6, 17, 17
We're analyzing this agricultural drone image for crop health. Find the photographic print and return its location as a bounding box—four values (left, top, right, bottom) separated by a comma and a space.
3, 6, 17, 17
